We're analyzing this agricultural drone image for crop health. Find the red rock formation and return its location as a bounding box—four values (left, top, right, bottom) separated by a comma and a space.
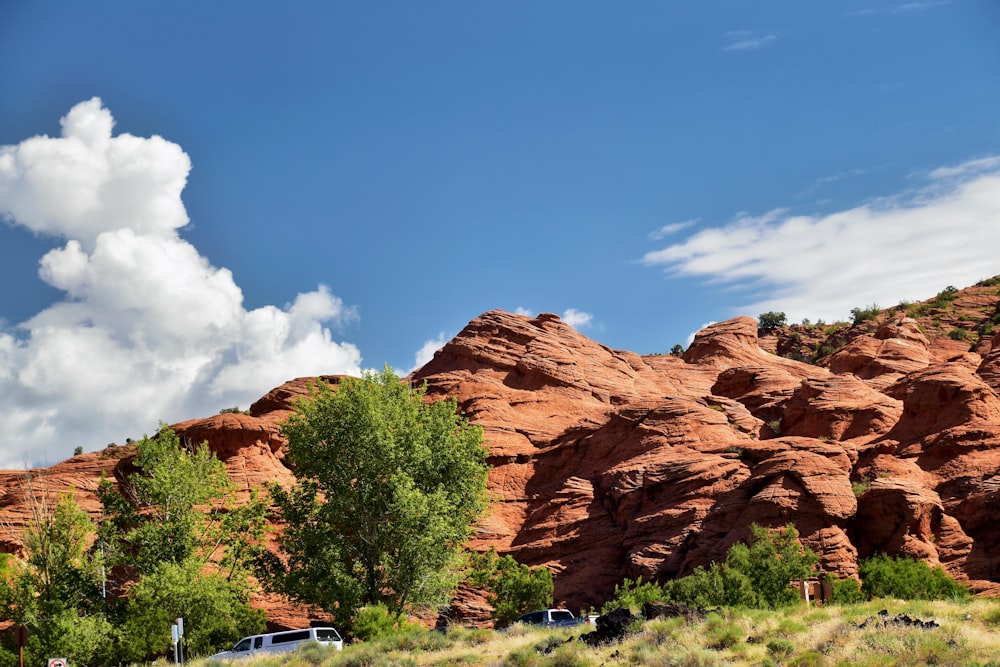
4, 280, 1000, 625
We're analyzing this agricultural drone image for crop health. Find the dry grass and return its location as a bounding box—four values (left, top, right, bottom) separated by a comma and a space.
190, 598, 1000, 667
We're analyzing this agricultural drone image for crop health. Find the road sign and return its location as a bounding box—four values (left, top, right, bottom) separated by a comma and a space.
47, 659, 67, 667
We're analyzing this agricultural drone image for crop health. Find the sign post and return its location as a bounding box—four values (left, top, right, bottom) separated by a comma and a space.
14, 624, 28, 667
171, 624, 179, 665
176, 617, 184, 664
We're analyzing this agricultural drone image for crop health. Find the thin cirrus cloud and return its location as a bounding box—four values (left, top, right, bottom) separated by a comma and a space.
643, 156, 1000, 325
845, 2, 949, 17
649, 219, 699, 241
723, 30, 777, 52
0, 98, 362, 468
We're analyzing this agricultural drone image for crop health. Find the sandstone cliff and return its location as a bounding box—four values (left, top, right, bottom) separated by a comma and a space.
3, 279, 1000, 626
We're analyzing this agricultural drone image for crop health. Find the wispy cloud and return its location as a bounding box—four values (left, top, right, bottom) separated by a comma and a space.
649, 219, 699, 241
0, 99, 362, 467
723, 30, 777, 52
845, 1, 949, 17
643, 156, 1000, 325
803, 167, 872, 195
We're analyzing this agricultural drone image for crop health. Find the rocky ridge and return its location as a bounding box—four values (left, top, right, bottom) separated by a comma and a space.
3, 280, 1000, 626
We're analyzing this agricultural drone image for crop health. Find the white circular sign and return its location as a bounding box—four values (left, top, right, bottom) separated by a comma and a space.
48, 659, 67, 667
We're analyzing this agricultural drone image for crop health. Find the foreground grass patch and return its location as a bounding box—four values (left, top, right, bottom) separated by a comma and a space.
186, 599, 1000, 667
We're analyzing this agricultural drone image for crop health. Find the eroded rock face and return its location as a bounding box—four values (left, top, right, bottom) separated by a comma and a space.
5, 286, 1000, 626
409, 308, 1000, 606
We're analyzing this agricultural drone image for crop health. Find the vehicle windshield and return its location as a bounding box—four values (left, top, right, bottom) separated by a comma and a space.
233, 638, 252, 652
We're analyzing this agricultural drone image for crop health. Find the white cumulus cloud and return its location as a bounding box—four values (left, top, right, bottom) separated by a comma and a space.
405, 332, 450, 375
513, 307, 594, 330
643, 157, 1000, 326
0, 98, 362, 467
561, 308, 594, 330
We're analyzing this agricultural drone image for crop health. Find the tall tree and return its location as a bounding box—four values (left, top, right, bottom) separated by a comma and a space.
265, 368, 490, 629
0, 482, 114, 666
97, 426, 267, 659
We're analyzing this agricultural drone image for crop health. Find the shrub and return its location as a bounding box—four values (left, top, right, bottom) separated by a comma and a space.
351, 604, 422, 641
859, 554, 969, 600
850, 304, 881, 325
766, 638, 794, 658
930, 286, 960, 309
468, 550, 553, 627
670, 344, 685, 357
827, 577, 865, 604
705, 614, 742, 649
664, 524, 817, 609
758, 312, 787, 336
601, 576, 667, 614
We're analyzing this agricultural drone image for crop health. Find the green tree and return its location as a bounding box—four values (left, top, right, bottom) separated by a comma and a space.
118, 561, 265, 661
669, 344, 685, 357
96, 426, 268, 659
266, 368, 490, 629
468, 549, 553, 627
0, 483, 114, 666
757, 312, 787, 336
97, 425, 267, 582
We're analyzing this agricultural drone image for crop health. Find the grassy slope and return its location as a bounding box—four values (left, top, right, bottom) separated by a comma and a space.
190, 598, 1000, 667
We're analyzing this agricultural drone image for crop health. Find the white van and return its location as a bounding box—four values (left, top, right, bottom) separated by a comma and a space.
211, 627, 344, 659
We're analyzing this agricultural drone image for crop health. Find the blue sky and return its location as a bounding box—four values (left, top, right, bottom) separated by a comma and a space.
1, 1, 999, 466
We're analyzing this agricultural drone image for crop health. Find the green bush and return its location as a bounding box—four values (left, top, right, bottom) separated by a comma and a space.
758, 312, 787, 336
601, 576, 667, 614
859, 554, 969, 601
351, 603, 422, 641
468, 549, 553, 627
850, 304, 881, 325
930, 286, 960, 309
766, 637, 795, 658
664, 524, 818, 609
827, 576, 865, 604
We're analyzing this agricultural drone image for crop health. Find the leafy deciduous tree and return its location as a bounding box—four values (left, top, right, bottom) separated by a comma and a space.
0, 483, 113, 667
96, 426, 267, 659
265, 368, 490, 629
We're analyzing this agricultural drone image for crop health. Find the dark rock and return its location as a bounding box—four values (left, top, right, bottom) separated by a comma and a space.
581, 608, 635, 646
